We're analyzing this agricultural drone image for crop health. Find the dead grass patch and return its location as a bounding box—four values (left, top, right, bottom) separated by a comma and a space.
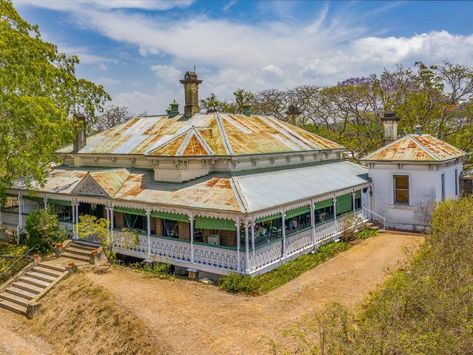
31, 272, 170, 354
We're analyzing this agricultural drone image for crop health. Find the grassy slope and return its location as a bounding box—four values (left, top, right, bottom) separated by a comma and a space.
281, 197, 473, 354
31, 272, 170, 355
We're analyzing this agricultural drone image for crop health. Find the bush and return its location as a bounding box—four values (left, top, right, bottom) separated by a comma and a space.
355, 228, 378, 240
129, 261, 174, 280
25, 208, 65, 254
220, 242, 350, 295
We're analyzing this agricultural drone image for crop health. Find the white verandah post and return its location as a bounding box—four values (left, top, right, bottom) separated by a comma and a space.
146, 210, 151, 260
310, 201, 316, 246
281, 211, 286, 256
190, 213, 195, 263
235, 217, 240, 272
333, 196, 337, 224
110, 206, 114, 245
251, 219, 256, 262
244, 222, 249, 273
17, 192, 23, 241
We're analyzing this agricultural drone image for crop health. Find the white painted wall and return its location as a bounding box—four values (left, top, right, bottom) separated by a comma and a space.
368, 162, 463, 231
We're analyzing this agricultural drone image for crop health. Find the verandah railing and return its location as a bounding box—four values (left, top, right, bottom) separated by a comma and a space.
113, 210, 367, 274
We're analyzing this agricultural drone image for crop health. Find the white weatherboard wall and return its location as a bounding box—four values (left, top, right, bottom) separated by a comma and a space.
368, 162, 462, 231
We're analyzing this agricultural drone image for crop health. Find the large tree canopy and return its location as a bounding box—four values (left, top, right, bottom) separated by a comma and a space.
0, 0, 110, 195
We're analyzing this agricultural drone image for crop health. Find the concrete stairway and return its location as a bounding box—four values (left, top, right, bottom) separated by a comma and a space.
0, 262, 67, 317
61, 240, 99, 263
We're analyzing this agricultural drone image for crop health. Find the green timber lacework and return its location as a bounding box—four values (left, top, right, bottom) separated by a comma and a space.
195, 217, 236, 231
336, 193, 353, 215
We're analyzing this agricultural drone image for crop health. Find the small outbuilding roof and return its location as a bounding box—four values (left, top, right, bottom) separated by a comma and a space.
361, 134, 466, 162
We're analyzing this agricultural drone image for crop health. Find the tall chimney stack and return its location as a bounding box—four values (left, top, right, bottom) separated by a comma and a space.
382, 111, 399, 145
180, 71, 202, 119
73, 113, 87, 153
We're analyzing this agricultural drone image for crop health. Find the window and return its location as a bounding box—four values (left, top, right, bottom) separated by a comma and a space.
394, 175, 409, 205
455, 169, 458, 196
441, 173, 446, 200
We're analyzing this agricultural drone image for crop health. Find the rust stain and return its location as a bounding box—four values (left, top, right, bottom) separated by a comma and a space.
182, 135, 207, 156
364, 134, 465, 162
59, 113, 344, 157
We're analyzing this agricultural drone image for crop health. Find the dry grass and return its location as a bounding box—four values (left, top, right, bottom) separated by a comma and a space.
31, 272, 170, 355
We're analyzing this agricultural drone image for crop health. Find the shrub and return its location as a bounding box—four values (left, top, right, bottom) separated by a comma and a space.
355, 228, 378, 240
25, 208, 65, 254
220, 242, 350, 295
129, 261, 174, 280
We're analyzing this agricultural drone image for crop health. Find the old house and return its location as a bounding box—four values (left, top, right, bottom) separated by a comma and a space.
0, 72, 375, 277
361, 113, 466, 231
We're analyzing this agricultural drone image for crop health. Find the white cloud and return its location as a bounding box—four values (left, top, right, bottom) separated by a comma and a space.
14, 0, 193, 11
16, 1, 473, 113
151, 64, 181, 83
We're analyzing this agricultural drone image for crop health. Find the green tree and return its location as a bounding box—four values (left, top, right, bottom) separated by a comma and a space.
77, 214, 138, 262
0, 0, 110, 197
25, 208, 65, 254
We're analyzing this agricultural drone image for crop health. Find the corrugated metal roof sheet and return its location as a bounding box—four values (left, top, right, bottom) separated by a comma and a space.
20, 161, 368, 214
233, 161, 368, 212
362, 134, 466, 162
58, 113, 344, 156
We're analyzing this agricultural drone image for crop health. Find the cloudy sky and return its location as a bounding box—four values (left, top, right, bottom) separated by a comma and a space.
14, 0, 473, 115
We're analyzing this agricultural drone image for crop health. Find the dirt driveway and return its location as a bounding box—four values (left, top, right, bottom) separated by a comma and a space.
87, 232, 423, 354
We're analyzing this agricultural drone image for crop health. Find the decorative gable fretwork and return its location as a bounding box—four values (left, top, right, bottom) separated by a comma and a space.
72, 175, 109, 197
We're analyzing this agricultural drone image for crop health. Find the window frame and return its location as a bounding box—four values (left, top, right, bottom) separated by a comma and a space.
393, 175, 410, 206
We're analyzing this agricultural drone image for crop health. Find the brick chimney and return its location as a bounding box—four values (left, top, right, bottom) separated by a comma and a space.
180, 71, 202, 119
73, 113, 87, 153
382, 111, 399, 145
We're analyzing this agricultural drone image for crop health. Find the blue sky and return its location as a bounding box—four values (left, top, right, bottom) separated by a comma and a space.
13, 0, 473, 115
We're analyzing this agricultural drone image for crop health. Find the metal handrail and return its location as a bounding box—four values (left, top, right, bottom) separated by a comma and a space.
361, 207, 386, 231
0, 244, 39, 279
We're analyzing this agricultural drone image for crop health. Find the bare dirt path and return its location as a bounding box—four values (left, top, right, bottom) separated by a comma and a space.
0, 310, 55, 355
87, 232, 423, 354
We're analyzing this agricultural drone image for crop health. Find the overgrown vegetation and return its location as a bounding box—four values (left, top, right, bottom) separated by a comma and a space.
355, 228, 378, 240
220, 242, 350, 295
32, 272, 170, 354
77, 214, 138, 263
282, 197, 473, 354
127, 261, 174, 280
25, 208, 65, 254
0, 241, 27, 283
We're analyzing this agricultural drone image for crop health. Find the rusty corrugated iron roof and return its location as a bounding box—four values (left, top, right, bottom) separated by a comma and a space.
362, 134, 466, 162
19, 161, 369, 214
57, 113, 343, 157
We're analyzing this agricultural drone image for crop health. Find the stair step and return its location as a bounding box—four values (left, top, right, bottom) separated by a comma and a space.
12, 281, 43, 295
0, 292, 30, 307
65, 247, 92, 256
61, 252, 90, 263
18, 276, 50, 289
5, 287, 37, 300
38, 263, 66, 273
0, 300, 27, 315
33, 266, 62, 278
70, 242, 98, 251
25, 271, 57, 283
